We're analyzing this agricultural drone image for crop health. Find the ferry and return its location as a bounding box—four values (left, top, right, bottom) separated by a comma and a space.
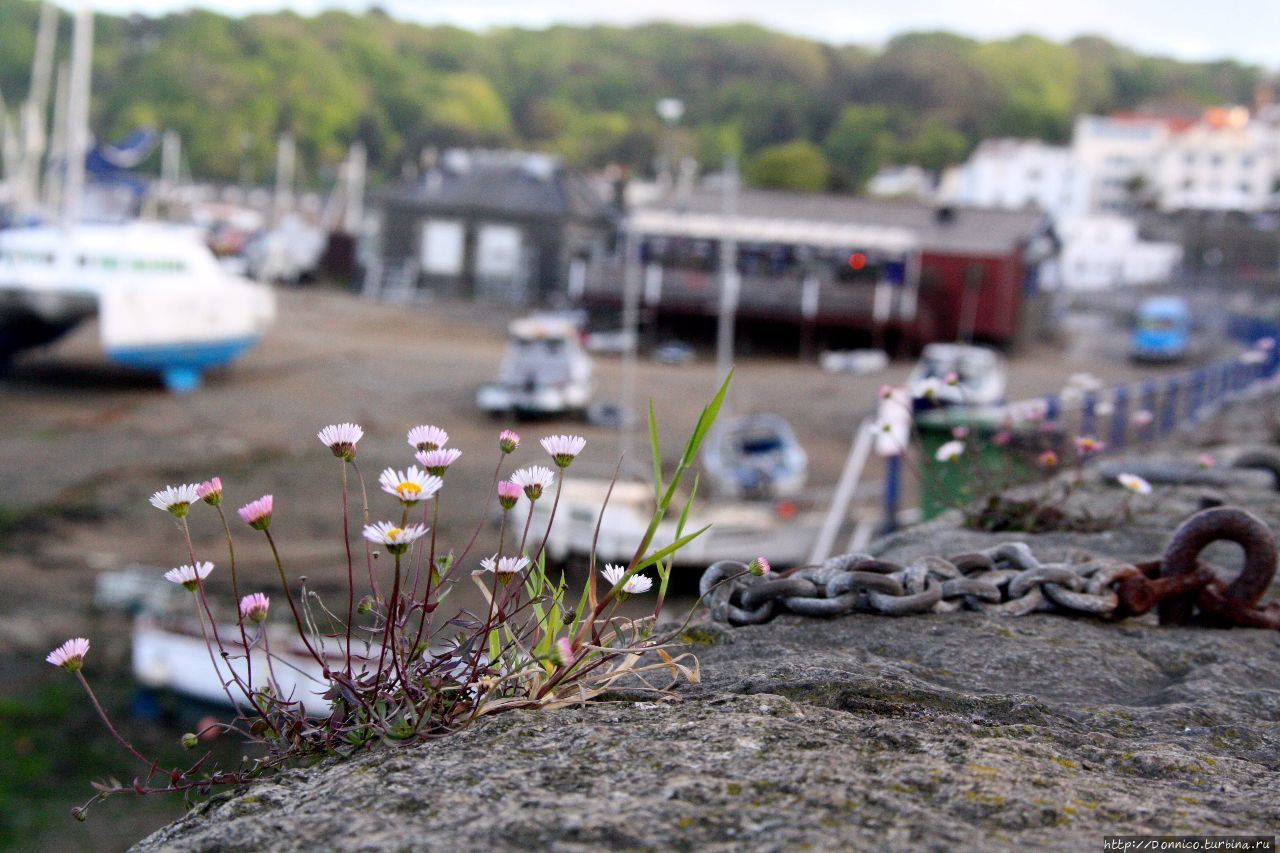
0, 221, 275, 391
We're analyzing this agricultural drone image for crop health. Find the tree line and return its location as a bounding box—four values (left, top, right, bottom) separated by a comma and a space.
0, 1, 1270, 193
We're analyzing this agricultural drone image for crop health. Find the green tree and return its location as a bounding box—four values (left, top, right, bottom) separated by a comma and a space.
744, 139, 830, 192
822, 105, 894, 190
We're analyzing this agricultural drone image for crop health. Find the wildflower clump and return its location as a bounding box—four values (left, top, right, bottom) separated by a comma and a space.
48, 375, 733, 821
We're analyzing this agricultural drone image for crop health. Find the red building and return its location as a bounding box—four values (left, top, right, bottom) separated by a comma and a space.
578, 189, 1056, 353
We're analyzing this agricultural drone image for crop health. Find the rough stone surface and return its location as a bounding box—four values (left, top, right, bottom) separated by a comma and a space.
134, 394, 1280, 852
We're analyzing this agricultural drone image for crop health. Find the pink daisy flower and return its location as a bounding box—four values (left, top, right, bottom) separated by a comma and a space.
150, 483, 201, 518
164, 561, 214, 591
415, 447, 463, 476
748, 557, 772, 577
317, 423, 363, 461
239, 593, 270, 623
541, 434, 587, 468
196, 477, 223, 506
238, 495, 273, 530
511, 466, 556, 500
407, 425, 449, 453
46, 637, 90, 672
497, 480, 521, 510
1074, 436, 1105, 458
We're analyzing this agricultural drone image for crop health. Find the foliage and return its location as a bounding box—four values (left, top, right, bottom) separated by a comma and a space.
0, 0, 1272, 190
745, 140, 830, 192
50, 376, 734, 821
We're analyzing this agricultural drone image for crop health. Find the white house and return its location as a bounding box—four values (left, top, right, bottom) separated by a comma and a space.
1043, 214, 1183, 291
1152, 107, 1275, 212
942, 138, 1088, 219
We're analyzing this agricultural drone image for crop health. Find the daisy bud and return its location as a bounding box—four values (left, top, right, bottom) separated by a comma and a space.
944, 371, 959, 386
182, 733, 200, 749
951, 426, 969, 439
497, 480, 521, 510
1198, 453, 1215, 469
357, 595, 375, 615
499, 429, 520, 454
550, 636, 575, 667
748, 557, 771, 577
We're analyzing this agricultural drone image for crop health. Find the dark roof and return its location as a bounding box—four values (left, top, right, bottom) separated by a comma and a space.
379, 150, 617, 224
643, 188, 1049, 255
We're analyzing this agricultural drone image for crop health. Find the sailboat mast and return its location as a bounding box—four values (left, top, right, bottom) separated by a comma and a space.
18, 1, 58, 215
62, 4, 94, 226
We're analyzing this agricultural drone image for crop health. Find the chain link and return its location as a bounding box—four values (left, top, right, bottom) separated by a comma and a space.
699, 507, 1280, 631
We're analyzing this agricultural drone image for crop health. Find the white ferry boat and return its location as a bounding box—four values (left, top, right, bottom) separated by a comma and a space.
0, 221, 275, 391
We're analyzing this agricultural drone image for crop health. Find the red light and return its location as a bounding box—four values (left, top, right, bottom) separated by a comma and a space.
848, 252, 867, 271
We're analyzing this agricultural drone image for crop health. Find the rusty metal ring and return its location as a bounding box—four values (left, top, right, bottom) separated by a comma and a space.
1159, 507, 1278, 624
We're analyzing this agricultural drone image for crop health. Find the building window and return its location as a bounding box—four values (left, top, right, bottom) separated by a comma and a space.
419, 219, 465, 275
475, 224, 522, 278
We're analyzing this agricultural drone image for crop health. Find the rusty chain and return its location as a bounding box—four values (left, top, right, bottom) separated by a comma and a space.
699, 506, 1280, 631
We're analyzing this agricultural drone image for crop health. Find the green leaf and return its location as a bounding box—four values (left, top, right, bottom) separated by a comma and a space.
648, 400, 663, 501
635, 524, 710, 573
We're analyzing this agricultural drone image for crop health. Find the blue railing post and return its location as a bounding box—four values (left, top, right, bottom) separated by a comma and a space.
1044, 395, 1060, 425
1081, 391, 1097, 438
881, 453, 902, 534
1160, 377, 1180, 435
1140, 379, 1158, 442
1109, 385, 1129, 449
1188, 369, 1204, 423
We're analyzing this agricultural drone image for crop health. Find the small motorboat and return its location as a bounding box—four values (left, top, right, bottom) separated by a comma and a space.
702, 414, 809, 500
477, 314, 594, 418
907, 342, 1007, 410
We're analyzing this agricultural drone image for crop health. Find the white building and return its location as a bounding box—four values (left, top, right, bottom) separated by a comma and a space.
1069, 114, 1170, 213
1044, 214, 1183, 291
866, 164, 934, 200
943, 138, 1087, 219
1152, 107, 1275, 212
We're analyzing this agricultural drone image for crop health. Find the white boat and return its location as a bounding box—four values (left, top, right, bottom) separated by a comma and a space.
524, 477, 822, 569
477, 314, 594, 417
133, 616, 361, 714
0, 221, 275, 391
702, 413, 809, 500
907, 342, 1007, 409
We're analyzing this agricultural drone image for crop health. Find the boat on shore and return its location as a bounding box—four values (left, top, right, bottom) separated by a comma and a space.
0, 221, 275, 390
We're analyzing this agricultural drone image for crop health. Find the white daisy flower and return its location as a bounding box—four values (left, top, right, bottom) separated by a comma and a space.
540, 434, 587, 468
415, 447, 463, 476
164, 561, 215, 591
934, 440, 965, 462
317, 422, 364, 460
378, 466, 443, 505
362, 521, 428, 554
601, 563, 653, 595
407, 425, 449, 452
480, 555, 530, 575
46, 637, 91, 672
1117, 473, 1153, 495
150, 483, 201, 517
511, 465, 556, 500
